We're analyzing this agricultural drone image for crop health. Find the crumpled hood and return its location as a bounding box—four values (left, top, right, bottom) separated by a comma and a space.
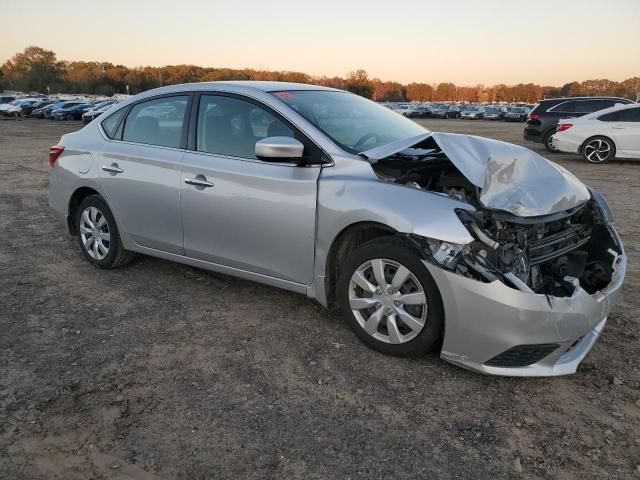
361, 132, 591, 217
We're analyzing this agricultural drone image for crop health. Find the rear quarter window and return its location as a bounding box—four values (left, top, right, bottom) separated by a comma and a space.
101, 108, 126, 139
599, 107, 640, 122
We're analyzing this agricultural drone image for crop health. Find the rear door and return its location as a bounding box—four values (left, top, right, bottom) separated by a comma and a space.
180, 93, 322, 284
602, 107, 640, 157
98, 94, 191, 254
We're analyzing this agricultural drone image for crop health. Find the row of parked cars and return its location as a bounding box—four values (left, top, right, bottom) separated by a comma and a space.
387, 102, 534, 121
0, 96, 118, 123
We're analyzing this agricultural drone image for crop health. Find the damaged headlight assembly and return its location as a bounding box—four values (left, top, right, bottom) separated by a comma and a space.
416, 189, 621, 299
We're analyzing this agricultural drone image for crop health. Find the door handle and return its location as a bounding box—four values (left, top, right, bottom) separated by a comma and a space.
102, 164, 124, 174
611, 126, 624, 129
184, 177, 214, 188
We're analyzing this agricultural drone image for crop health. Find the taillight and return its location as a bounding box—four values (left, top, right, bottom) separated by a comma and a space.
528, 113, 541, 121
49, 145, 64, 167
556, 123, 573, 132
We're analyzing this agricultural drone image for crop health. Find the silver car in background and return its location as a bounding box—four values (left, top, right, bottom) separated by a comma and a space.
48, 82, 626, 376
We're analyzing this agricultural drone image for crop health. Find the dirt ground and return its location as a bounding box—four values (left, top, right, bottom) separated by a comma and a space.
1, 117, 638, 480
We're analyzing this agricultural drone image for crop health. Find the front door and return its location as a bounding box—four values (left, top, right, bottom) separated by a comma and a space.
180, 94, 321, 284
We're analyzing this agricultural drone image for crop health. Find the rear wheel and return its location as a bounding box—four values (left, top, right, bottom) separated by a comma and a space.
543, 130, 559, 152
75, 195, 133, 269
582, 136, 615, 163
337, 238, 444, 356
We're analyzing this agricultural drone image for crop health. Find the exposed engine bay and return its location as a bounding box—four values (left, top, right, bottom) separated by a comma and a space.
369, 137, 621, 297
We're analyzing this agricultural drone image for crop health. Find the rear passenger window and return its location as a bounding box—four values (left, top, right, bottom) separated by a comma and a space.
573, 100, 611, 113
614, 108, 640, 122
122, 96, 188, 148
600, 108, 640, 122
102, 108, 126, 139
599, 111, 618, 122
196, 95, 294, 159
552, 101, 579, 113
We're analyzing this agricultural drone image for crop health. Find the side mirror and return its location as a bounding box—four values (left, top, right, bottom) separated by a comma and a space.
255, 136, 304, 161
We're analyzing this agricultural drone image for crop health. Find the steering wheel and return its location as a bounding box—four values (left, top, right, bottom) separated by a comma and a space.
353, 133, 378, 151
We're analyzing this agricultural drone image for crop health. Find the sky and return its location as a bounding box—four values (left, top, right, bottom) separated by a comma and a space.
2, 0, 639, 86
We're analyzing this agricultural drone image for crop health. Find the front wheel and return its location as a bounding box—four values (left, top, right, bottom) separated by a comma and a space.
337, 238, 444, 356
582, 136, 615, 163
75, 195, 133, 269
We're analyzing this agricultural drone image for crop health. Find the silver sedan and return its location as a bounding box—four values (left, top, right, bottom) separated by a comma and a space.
48, 81, 626, 376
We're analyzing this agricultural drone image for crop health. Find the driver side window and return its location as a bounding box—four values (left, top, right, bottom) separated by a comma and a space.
197, 95, 294, 159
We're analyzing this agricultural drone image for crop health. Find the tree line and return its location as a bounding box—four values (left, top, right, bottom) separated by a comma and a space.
2, 46, 639, 103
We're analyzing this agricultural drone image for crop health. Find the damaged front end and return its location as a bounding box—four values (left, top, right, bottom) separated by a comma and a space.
364, 133, 626, 376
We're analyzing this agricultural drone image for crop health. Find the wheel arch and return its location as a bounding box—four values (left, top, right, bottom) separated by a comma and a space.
67, 186, 101, 235
324, 221, 399, 310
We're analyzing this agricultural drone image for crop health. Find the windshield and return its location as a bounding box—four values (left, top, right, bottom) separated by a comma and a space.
271, 90, 427, 153
511, 107, 527, 113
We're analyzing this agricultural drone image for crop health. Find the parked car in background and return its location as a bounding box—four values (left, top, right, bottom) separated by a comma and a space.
52, 103, 92, 120
460, 106, 485, 120
429, 104, 448, 118
552, 103, 640, 163
47, 101, 85, 119
32, 102, 64, 119
524, 96, 633, 152
0, 99, 26, 116
14, 99, 46, 117
394, 104, 420, 117
48, 81, 625, 377
412, 105, 431, 118
22, 100, 54, 117
82, 102, 117, 124
483, 107, 504, 120
0, 95, 16, 105
504, 106, 529, 122
431, 104, 461, 119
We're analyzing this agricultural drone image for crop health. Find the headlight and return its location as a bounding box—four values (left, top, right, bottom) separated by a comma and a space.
589, 188, 613, 224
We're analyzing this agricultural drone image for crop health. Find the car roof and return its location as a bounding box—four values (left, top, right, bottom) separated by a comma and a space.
540, 96, 631, 104
130, 81, 339, 99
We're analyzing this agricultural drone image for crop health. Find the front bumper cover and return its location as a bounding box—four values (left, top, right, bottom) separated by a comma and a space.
424, 231, 626, 376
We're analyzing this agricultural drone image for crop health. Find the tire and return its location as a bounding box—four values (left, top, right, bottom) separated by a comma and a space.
75, 195, 133, 269
543, 130, 559, 152
337, 237, 444, 357
581, 136, 616, 163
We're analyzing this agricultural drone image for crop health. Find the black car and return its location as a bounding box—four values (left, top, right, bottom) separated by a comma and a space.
504, 106, 529, 122
524, 96, 633, 151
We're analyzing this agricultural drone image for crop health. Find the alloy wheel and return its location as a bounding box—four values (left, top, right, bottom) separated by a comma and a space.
79, 206, 111, 260
348, 258, 428, 344
584, 138, 612, 163
544, 133, 559, 152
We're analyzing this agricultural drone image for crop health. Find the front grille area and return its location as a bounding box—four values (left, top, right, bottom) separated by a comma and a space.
485, 343, 560, 368
528, 224, 592, 266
